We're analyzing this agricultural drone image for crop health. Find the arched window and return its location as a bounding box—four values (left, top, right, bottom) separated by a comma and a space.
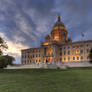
68, 51, 70, 55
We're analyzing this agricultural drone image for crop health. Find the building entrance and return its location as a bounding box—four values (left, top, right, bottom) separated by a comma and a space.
44, 56, 53, 64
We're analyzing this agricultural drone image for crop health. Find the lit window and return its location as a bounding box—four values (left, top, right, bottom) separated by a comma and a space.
76, 49, 80, 54
77, 57, 79, 60
73, 57, 75, 60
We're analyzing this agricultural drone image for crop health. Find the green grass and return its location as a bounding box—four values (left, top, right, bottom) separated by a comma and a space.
0, 68, 92, 92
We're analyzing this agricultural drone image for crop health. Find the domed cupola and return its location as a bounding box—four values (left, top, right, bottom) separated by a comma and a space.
54, 16, 65, 27
45, 35, 50, 42
51, 15, 68, 43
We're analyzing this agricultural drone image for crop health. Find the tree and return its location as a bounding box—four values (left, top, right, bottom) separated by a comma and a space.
4, 55, 15, 65
0, 56, 7, 68
0, 36, 15, 68
89, 49, 92, 63
0, 37, 8, 55
0, 55, 15, 68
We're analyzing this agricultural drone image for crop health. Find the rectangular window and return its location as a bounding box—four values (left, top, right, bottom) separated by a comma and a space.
68, 57, 70, 61
86, 44, 89, 47
36, 60, 37, 62
60, 52, 62, 56
87, 49, 89, 53
87, 56, 89, 59
60, 58, 62, 61
64, 51, 66, 55
64, 47, 66, 49
60, 48, 62, 51
80, 50, 83, 54
39, 50, 40, 52
33, 50, 34, 53
68, 46, 70, 49
81, 56, 83, 60
36, 54, 38, 57
77, 57, 79, 60
73, 57, 75, 60
64, 58, 66, 61
80, 45, 83, 47
68, 51, 70, 55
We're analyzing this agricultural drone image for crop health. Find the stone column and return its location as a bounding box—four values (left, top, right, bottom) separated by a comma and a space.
52, 45, 57, 64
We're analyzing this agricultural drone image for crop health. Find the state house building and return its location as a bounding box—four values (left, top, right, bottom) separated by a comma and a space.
21, 16, 92, 65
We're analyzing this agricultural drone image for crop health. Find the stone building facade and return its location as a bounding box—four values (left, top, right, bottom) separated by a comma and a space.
21, 16, 92, 65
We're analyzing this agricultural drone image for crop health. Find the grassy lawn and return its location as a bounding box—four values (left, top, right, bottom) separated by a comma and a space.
0, 68, 92, 92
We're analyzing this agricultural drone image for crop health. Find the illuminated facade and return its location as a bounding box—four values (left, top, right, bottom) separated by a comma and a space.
21, 16, 92, 64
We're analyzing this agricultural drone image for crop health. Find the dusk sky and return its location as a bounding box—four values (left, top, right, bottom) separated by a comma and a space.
0, 0, 92, 64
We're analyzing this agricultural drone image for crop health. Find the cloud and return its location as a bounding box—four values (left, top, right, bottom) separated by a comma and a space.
0, 32, 29, 63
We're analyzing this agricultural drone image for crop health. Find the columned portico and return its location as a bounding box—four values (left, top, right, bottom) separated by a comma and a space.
42, 45, 58, 64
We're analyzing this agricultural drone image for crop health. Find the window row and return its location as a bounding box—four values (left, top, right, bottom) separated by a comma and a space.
60, 51, 71, 56
60, 44, 90, 50
60, 46, 70, 50
60, 56, 89, 61
60, 49, 90, 56
22, 49, 40, 54
23, 60, 41, 64
22, 54, 41, 58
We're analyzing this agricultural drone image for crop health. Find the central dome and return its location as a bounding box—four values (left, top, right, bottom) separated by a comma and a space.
51, 15, 68, 43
